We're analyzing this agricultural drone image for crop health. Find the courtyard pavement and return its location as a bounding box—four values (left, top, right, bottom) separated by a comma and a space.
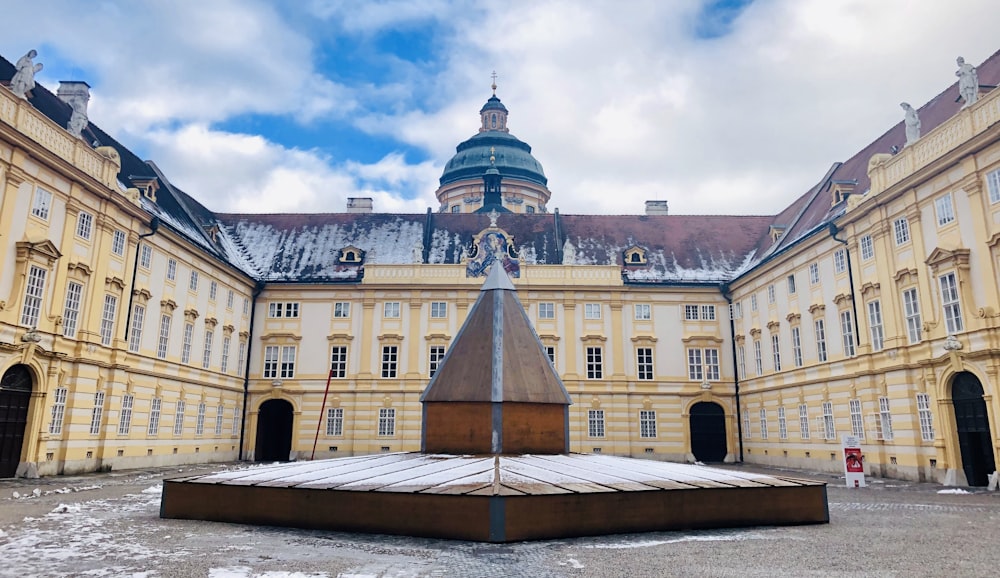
0, 462, 997, 577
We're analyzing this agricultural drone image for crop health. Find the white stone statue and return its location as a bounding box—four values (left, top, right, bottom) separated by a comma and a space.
9, 49, 43, 99
956, 56, 979, 107
900, 102, 920, 146
562, 239, 576, 265
67, 101, 88, 138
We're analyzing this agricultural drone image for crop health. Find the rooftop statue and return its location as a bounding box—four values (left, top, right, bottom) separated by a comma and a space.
901, 102, 920, 146
9, 50, 43, 100
956, 56, 979, 107
67, 101, 88, 138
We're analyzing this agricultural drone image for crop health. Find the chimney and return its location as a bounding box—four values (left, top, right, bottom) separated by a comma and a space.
346, 197, 373, 213
645, 200, 668, 215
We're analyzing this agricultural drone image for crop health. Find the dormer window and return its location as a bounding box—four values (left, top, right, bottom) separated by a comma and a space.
830, 180, 856, 206
339, 245, 364, 264
623, 246, 647, 265
769, 226, 786, 243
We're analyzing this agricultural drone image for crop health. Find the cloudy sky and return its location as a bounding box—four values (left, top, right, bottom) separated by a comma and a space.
3, 0, 998, 216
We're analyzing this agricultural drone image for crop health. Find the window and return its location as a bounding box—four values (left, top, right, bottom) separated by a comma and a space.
220, 336, 231, 373
166, 258, 176, 281
112, 230, 126, 256
538, 302, 555, 319
939, 272, 963, 333
99, 294, 118, 346
330, 346, 348, 378
202, 330, 214, 369
280, 346, 296, 378
687, 348, 719, 380
730, 302, 742, 320
544, 346, 556, 365
526, 205, 535, 214
326, 408, 344, 436
181, 323, 194, 364
586, 347, 603, 379
584, 303, 602, 319
750, 294, 758, 312
140, 245, 152, 269
21, 265, 46, 327
263, 345, 279, 378
777, 406, 788, 440
840, 310, 855, 357
759, 409, 768, 440
701, 305, 716, 320
767, 285, 775, 304
378, 408, 396, 436
268, 302, 300, 318
62, 281, 84, 338
771, 334, 781, 372
209, 281, 218, 301
737, 344, 746, 380
743, 407, 751, 439
89, 391, 105, 435
429, 345, 446, 377
859, 235, 874, 260
157, 315, 171, 359
242, 298, 249, 316
791, 327, 803, 367
49, 387, 67, 435
893, 217, 911, 245
31, 188, 52, 220
118, 394, 134, 435
814, 319, 828, 362
988, 168, 1000, 204
787, 275, 796, 294
798, 404, 810, 440
834, 249, 846, 274
381, 345, 398, 378
639, 410, 656, 438
935, 193, 955, 226
634, 303, 651, 320
215, 405, 224, 436
878, 397, 893, 441
148, 398, 162, 436
916, 393, 935, 442
226, 290, 234, 309
753, 340, 763, 376
809, 263, 820, 285
232, 407, 241, 436
128, 304, 145, 353
822, 401, 835, 440
189, 270, 199, 292
588, 410, 605, 438
451, 205, 460, 213
383, 302, 400, 318
429, 302, 447, 319
636, 347, 653, 380
237, 340, 247, 375
867, 300, 884, 352
684, 305, 700, 320
333, 302, 351, 318
173, 400, 186, 436
196, 402, 206, 436
849, 399, 864, 439
76, 211, 94, 240
902, 288, 922, 344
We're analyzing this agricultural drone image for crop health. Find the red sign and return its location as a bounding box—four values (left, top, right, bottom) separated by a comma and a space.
844, 448, 864, 473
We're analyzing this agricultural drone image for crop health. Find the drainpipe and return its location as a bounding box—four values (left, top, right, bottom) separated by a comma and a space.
829, 223, 861, 347
238, 280, 266, 461
721, 284, 744, 462
123, 217, 160, 341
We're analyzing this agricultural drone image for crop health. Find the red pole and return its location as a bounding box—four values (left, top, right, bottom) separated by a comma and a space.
310, 369, 335, 461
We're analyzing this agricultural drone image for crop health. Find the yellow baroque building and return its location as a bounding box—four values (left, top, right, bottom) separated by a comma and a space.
2, 50, 999, 487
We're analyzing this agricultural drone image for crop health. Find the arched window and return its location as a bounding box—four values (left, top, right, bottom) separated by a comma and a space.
491, 114, 497, 128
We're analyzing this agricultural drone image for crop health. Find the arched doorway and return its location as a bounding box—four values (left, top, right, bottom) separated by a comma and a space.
255, 399, 294, 462
0, 365, 34, 477
952, 372, 996, 486
689, 401, 727, 462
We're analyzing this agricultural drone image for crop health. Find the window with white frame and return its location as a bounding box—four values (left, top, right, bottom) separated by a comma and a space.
157, 315, 171, 359
588, 409, 605, 438
202, 330, 214, 369
798, 404, 810, 440
544, 345, 556, 365
49, 387, 67, 435
220, 336, 231, 373
687, 348, 703, 381
209, 281, 217, 301
118, 394, 134, 435
429, 345, 446, 377
750, 294, 758, 311
268, 302, 300, 318
636, 347, 654, 380
62, 281, 83, 338
76, 211, 94, 240
840, 310, 856, 356
791, 326, 803, 367
639, 410, 656, 438
112, 230, 126, 256
731, 301, 742, 320
128, 304, 144, 353
31, 187, 52, 220
822, 401, 835, 440
196, 402, 206, 436
226, 290, 234, 309
878, 397, 893, 441
705, 348, 720, 380
326, 407, 344, 436
538, 302, 555, 319
859, 235, 874, 260
586, 346, 603, 379
584, 303, 602, 319
939, 272, 963, 333
333, 301, 350, 318
771, 333, 781, 372
173, 400, 186, 436
737, 344, 746, 380
280, 346, 296, 378
189, 270, 199, 292
181, 323, 194, 364
378, 408, 395, 436
893, 217, 910, 245
902, 287, 922, 344
140, 245, 152, 269
166, 258, 176, 281
916, 393, 934, 442
381, 345, 398, 378
430, 302, 447, 318
89, 391, 105, 435
867, 300, 884, 352
237, 340, 247, 375
242, 298, 249, 316
767, 285, 775, 304
232, 406, 241, 436
330, 346, 348, 378
988, 168, 1000, 204
759, 408, 768, 440
215, 404, 224, 436
935, 193, 955, 226
634, 303, 651, 320
777, 406, 788, 440
753, 340, 763, 376
834, 249, 846, 274
684, 304, 700, 320
849, 398, 864, 439
99, 294, 118, 346
787, 275, 796, 294
809, 263, 820, 285
263, 345, 279, 378
701, 305, 716, 320
815, 319, 828, 362
21, 265, 46, 327
743, 407, 751, 439
148, 397, 162, 436
383, 302, 400, 318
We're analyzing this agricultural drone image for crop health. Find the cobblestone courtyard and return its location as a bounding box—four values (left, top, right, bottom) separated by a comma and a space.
1, 463, 997, 577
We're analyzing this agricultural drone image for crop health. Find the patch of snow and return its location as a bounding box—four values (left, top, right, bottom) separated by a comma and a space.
583, 530, 768, 549
50, 503, 82, 514
558, 558, 585, 569
937, 488, 971, 494
210, 568, 329, 578
141, 485, 162, 495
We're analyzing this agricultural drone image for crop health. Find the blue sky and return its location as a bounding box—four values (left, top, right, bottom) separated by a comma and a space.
3, 1, 999, 215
